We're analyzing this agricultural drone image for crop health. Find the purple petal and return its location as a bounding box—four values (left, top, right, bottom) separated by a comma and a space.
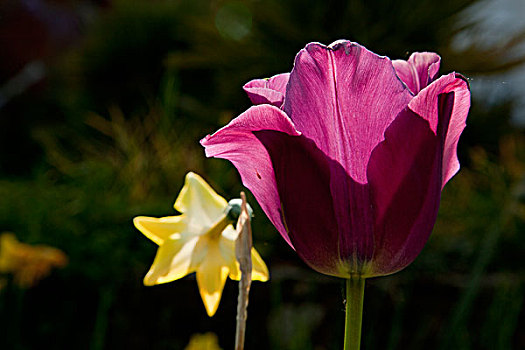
283, 40, 413, 184
367, 70, 469, 275
367, 106, 445, 275
254, 131, 344, 276
243, 73, 290, 107
255, 130, 378, 277
393, 52, 441, 94
440, 76, 470, 186
200, 105, 300, 247
408, 73, 471, 187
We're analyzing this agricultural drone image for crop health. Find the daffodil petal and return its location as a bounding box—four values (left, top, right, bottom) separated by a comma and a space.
218, 229, 269, 282
221, 225, 238, 241
196, 246, 230, 316
219, 237, 268, 282
144, 235, 205, 286
219, 237, 241, 281
217, 234, 241, 280
174, 172, 228, 229
251, 247, 269, 282
228, 264, 241, 280
0, 233, 19, 272
226, 248, 269, 282
133, 216, 185, 245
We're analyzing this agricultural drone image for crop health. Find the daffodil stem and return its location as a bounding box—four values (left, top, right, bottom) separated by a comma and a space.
344, 277, 365, 350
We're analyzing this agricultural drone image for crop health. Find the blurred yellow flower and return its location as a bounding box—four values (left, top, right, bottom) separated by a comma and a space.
0, 232, 68, 289
185, 332, 222, 350
134, 172, 269, 316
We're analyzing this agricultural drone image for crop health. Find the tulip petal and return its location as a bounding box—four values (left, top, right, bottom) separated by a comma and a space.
175, 172, 228, 229
440, 75, 470, 186
255, 130, 358, 277
196, 244, 230, 316
133, 216, 185, 245
393, 52, 441, 94
243, 73, 290, 107
143, 235, 206, 286
201, 105, 301, 247
408, 73, 470, 187
367, 106, 444, 276
283, 40, 413, 184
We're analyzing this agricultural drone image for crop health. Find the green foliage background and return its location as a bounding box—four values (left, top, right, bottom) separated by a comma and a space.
1, 0, 524, 349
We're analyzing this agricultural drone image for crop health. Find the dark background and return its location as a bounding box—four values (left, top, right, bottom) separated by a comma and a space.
1, 0, 525, 349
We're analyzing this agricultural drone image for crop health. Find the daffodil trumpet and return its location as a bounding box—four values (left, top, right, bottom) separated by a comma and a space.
134, 172, 269, 317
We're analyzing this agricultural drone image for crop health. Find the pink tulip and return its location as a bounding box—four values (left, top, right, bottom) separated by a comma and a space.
201, 40, 470, 279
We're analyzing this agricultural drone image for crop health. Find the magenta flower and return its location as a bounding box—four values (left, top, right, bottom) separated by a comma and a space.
201, 40, 470, 279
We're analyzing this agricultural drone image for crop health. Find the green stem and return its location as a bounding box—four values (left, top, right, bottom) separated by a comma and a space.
344, 277, 365, 350
90, 286, 114, 350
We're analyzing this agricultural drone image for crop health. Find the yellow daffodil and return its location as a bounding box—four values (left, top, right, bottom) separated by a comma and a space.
184, 332, 222, 350
133, 172, 269, 316
0, 232, 68, 289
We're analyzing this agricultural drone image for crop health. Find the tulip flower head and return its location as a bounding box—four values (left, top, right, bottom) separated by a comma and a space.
201, 40, 470, 279
134, 172, 269, 317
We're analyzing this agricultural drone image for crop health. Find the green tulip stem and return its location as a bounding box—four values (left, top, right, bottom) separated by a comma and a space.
344, 277, 365, 350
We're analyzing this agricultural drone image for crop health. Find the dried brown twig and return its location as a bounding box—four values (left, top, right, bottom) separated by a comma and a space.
234, 192, 253, 350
